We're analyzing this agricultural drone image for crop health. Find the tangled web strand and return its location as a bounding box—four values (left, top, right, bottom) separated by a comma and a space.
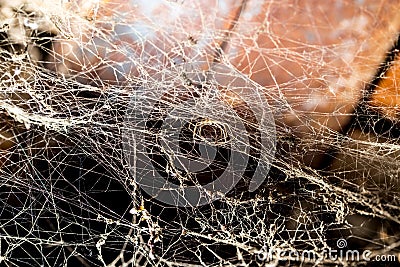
0, 0, 399, 266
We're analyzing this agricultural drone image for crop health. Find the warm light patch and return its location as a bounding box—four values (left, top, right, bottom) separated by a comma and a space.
371, 56, 400, 119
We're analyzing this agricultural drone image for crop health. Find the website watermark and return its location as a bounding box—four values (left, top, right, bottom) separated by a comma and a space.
256, 239, 398, 263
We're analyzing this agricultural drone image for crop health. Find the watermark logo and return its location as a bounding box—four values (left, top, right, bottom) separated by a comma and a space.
122, 62, 276, 207
336, 238, 347, 249
256, 238, 397, 263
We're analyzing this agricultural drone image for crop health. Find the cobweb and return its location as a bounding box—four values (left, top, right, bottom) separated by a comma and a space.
0, 0, 399, 266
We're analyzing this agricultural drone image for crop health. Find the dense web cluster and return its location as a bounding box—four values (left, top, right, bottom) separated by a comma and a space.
0, 0, 399, 266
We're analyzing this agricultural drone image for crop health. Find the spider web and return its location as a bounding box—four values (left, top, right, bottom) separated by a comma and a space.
0, 0, 399, 266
